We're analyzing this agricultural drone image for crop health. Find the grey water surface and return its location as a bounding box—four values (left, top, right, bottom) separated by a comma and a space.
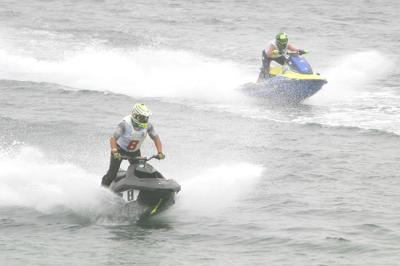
0, 0, 400, 265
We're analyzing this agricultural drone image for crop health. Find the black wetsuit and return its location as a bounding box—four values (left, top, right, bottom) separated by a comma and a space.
260, 50, 286, 79
101, 149, 141, 187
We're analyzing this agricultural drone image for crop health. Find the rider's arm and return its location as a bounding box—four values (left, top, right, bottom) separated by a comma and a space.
266, 46, 276, 58
287, 44, 299, 52
110, 122, 125, 151
110, 137, 119, 152
148, 124, 163, 154
152, 135, 163, 154
288, 44, 307, 55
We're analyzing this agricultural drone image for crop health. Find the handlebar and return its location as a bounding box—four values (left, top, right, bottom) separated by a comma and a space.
120, 155, 158, 161
288, 50, 308, 55
274, 50, 308, 57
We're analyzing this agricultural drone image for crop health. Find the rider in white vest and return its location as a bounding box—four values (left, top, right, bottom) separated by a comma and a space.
101, 103, 165, 187
258, 32, 307, 81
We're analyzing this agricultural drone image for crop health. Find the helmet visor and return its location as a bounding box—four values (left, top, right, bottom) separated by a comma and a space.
277, 40, 287, 50
135, 114, 149, 123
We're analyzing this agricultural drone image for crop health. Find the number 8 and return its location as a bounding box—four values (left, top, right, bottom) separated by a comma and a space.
127, 140, 139, 150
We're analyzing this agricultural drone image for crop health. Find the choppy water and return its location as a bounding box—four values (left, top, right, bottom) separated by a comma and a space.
1, 0, 400, 265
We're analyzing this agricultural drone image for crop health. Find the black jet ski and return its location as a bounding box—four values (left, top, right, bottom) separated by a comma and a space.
109, 155, 181, 218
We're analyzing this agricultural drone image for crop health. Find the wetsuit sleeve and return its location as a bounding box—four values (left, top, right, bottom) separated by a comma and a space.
147, 123, 158, 139
113, 121, 126, 139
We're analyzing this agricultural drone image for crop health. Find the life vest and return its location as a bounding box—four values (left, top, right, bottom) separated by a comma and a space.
117, 116, 148, 152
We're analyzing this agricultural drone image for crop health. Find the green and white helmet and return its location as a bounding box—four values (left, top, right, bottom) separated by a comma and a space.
131, 103, 152, 128
275, 32, 288, 50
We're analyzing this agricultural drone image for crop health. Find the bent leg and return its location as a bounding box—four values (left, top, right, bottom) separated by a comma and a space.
125, 150, 141, 165
260, 50, 271, 79
273, 56, 286, 65
101, 153, 122, 187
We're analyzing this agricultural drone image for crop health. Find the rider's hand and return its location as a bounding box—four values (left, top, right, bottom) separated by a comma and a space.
272, 50, 280, 56
112, 148, 121, 160
298, 49, 308, 55
156, 152, 165, 160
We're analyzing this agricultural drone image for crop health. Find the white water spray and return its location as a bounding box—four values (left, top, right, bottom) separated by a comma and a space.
308, 50, 394, 104
297, 50, 400, 135
0, 147, 114, 214
0, 47, 253, 100
175, 163, 263, 217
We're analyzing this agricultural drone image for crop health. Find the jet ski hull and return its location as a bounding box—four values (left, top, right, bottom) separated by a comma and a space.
109, 163, 181, 218
115, 187, 177, 218
243, 54, 327, 104
244, 76, 327, 104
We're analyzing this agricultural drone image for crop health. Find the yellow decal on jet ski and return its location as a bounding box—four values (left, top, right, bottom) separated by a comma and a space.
270, 66, 326, 81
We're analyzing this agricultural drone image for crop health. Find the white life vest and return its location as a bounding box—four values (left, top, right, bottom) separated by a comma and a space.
117, 116, 148, 152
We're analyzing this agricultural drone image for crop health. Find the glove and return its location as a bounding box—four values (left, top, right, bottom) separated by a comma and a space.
298, 49, 308, 55
271, 50, 280, 56
156, 152, 165, 160
112, 149, 121, 160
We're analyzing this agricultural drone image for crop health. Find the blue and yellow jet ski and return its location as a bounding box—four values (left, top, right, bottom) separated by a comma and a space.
243, 53, 327, 104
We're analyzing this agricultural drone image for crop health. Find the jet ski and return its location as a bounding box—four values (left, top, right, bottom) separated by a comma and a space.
243, 53, 327, 104
109, 155, 181, 219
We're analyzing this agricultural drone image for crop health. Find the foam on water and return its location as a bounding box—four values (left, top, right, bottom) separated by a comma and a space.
197, 50, 400, 135
299, 51, 400, 134
0, 46, 253, 100
1, 44, 398, 135
175, 163, 264, 217
0, 146, 264, 222
308, 50, 395, 104
0, 146, 115, 214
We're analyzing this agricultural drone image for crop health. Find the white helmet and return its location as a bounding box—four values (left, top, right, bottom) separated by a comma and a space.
131, 103, 152, 128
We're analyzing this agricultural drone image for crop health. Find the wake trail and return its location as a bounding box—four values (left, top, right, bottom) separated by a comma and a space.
0, 46, 254, 100
308, 50, 395, 104
0, 146, 116, 215
175, 163, 264, 217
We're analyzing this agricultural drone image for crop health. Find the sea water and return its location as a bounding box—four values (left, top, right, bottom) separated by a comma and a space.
0, 0, 400, 265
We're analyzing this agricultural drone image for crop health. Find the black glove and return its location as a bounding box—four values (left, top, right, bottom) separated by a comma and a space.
298, 49, 307, 55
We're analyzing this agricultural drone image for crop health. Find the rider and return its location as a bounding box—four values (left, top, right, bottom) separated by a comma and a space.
258, 32, 307, 81
101, 103, 165, 187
